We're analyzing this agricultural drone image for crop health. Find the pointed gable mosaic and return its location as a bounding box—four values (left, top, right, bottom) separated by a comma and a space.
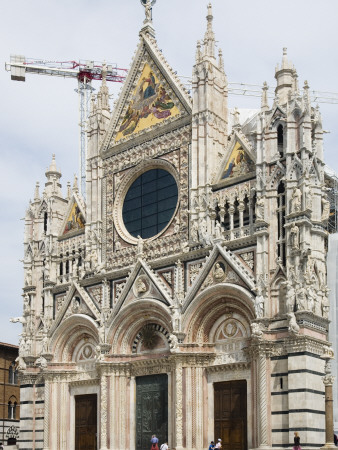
62, 201, 85, 237
115, 62, 180, 142
221, 140, 255, 181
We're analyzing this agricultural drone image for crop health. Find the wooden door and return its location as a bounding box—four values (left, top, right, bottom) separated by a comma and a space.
214, 380, 247, 450
136, 374, 168, 450
75, 394, 97, 450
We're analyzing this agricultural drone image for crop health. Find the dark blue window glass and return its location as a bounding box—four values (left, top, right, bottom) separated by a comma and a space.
122, 169, 178, 239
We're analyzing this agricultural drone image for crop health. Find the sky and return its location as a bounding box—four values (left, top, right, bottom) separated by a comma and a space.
1, 0, 338, 345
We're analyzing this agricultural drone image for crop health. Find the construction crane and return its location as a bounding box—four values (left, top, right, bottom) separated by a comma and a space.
5, 55, 128, 196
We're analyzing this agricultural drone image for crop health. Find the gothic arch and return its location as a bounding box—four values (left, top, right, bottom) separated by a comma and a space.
50, 314, 99, 362
183, 283, 255, 344
107, 299, 172, 354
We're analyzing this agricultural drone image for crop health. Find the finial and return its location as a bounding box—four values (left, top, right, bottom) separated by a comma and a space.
73, 174, 79, 193
292, 69, 299, 94
261, 81, 269, 112
67, 181, 72, 200
101, 61, 107, 85
195, 40, 202, 63
34, 182, 40, 202
218, 48, 224, 70
204, 2, 215, 59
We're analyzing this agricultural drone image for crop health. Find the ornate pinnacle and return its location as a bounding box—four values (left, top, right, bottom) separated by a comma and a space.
204, 2, 215, 59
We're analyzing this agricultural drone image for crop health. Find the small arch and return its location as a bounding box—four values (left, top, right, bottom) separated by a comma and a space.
132, 323, 171, 354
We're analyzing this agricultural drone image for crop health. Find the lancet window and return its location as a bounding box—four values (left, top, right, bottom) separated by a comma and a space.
277, 181, 286, 266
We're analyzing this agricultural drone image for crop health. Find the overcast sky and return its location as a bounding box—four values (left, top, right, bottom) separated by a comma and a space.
1, 0, 338, 345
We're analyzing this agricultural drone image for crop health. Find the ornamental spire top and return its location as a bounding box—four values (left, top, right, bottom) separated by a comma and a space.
204, 2, 215, 59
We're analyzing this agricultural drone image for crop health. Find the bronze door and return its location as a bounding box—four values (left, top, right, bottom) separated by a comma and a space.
136, 374, 168, 450
75, 394, 97, 450
214, 380, 247, 450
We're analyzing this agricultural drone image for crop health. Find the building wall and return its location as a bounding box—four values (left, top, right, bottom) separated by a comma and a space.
0, 343, 20, 447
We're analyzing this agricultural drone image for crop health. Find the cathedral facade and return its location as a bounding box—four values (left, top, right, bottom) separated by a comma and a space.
17, 4, 333, 450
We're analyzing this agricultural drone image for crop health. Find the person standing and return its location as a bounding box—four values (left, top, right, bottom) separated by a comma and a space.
160, 442, 169, 450
208, 441, 215, 450
293, 432, 301, 450
215, 438, 222, 448
150, 434, 159, 450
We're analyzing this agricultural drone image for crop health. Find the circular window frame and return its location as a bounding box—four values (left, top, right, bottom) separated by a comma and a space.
113, 159, 180, 244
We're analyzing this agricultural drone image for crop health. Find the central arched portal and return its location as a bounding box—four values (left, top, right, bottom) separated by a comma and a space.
136, 374, 168, 450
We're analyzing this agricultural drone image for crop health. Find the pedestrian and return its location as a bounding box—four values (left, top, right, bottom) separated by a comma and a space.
150, 434, 159, 450
209, 440, 215, 450
334, 433, 337, 446
293, 432, 301, 450
160, 442, 169, 450
215, 438, 222, 449
0, 443, 3, 450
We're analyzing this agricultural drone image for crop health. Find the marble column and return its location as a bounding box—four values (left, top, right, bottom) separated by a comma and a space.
174, 361, 184, 450
100, 371, 109, 450
321, 359, 336, 450
257, 348, 269, 448
43, 378, 50, 450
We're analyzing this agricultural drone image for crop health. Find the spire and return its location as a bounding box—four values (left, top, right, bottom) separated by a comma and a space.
204, 3, 216, 59
34, 182, 40, 202
66, 181, 72, 201
261, 81, 269, 112
44, 154, 62, 197
98, 61, 110, 111
73, 174, 79, 194
275, 47, 295, 105
195, 40, 202, 64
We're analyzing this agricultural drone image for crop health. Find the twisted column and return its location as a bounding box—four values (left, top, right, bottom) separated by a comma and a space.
258, 349, 269, 448
175, 362, 184, 450
321, 357, 335, 450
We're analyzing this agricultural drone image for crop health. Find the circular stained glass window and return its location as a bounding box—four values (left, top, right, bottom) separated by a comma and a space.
122, 168, 178, 239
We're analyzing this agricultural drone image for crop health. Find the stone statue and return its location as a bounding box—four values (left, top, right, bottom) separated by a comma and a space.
137, 235, 144, 256
191, 221, 199, 242
214, 220, 223, 239
305, 186, 313, 210
41, 335, 49, 354
25, 267, 32, 286
72, 297, 81, 313
15, 355, 26, 370
169, 334, 179, 351
136, 278, 147, 294
213, 262, 225, 280
287, 312, 299, 334
251, 322, 263, 338
290, 223, 299, 250
291, 187, 302, 213
295, 285, 307, 310
35, 355, 48, 369
286, 283, 296, 312
321, 195, 330, 221
254, 294, 264, 318
255, 197, 264, 221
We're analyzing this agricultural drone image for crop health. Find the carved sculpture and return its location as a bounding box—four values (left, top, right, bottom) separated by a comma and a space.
291, 187, 302, 213
290, 223, 299, 250
321, 195, 330, 221
213, 262, 225, 280
255, 197, 265, 221
287, 312, 299, 334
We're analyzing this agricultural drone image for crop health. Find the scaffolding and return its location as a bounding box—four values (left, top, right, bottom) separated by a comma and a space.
325, 166, 338, 233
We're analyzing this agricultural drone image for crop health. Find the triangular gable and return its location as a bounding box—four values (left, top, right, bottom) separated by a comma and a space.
59, 193, 86, 239
102, 32, 192, 154
215, 131, 256, 185
113, 258, 173, 315
267, 105, 286, 129
183, 244, 256, 313
50, 281, 100, 334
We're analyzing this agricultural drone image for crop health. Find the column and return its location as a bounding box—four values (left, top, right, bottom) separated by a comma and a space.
43, 378, 50, 450
100, 371, 108, 450
239, 201, 245, 236
257, 348, 269, 448
174, 361, 184, 450
321, 358, 335, 450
